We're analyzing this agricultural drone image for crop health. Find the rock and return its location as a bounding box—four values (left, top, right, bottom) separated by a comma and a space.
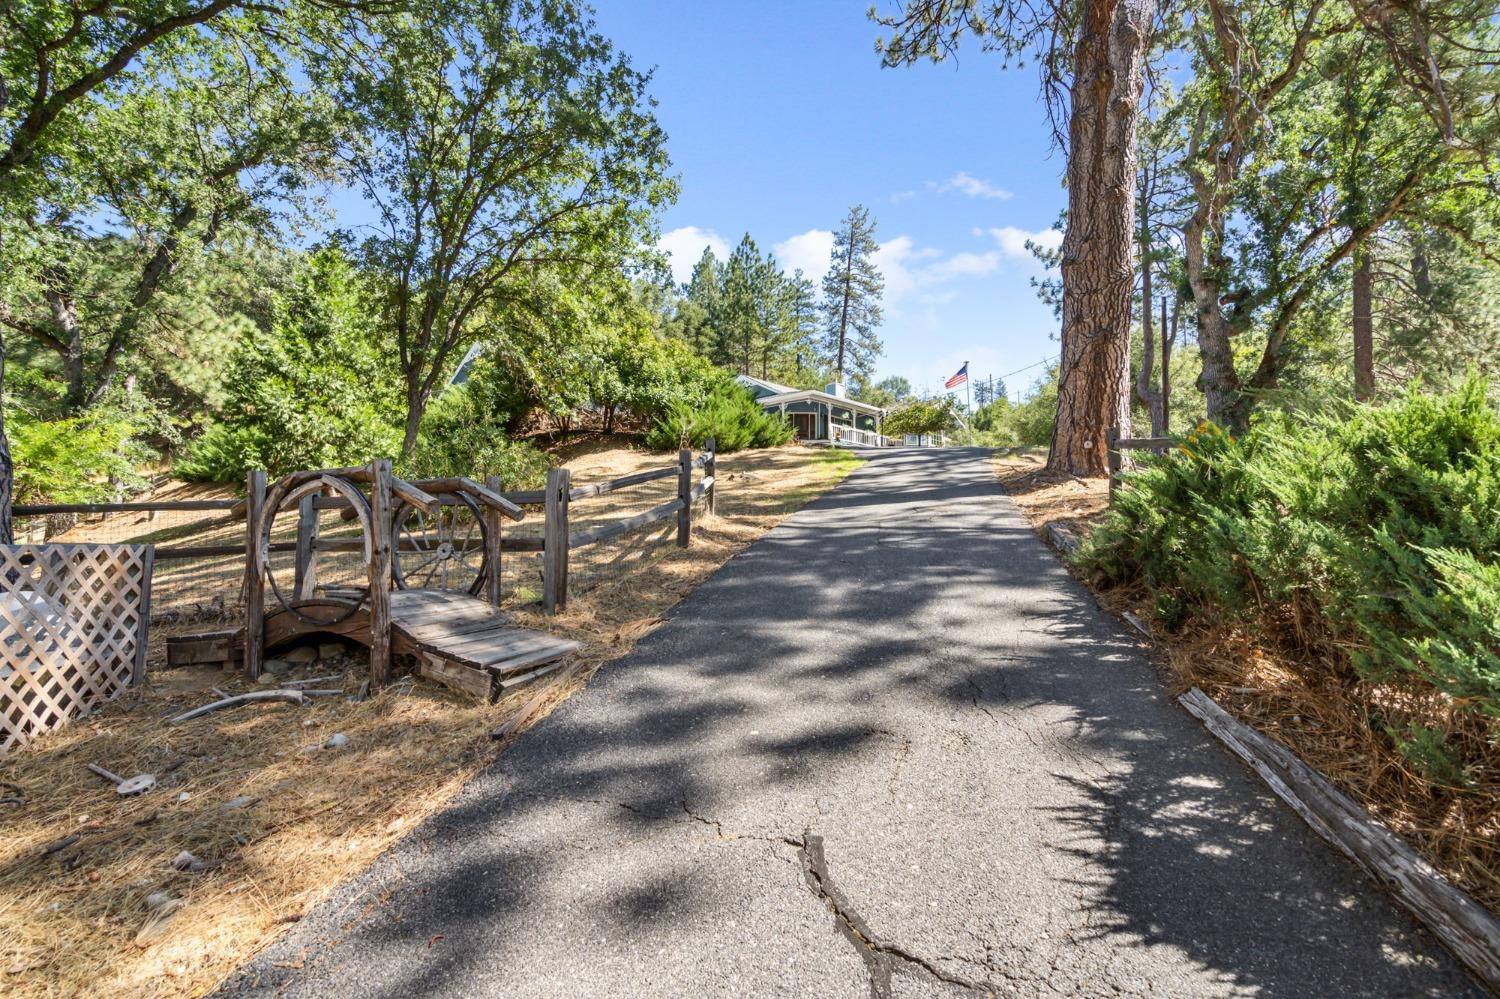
175, 791, 190, 803
231, 833, 248, 846
317, 642, 345, 661
284, 646, 318, 664
144, 891, 175, 911
263, 658, 292, 675
221, 795, 257, 811
323, 733, 349, 750
171, 851, 203, 872
255, 672, 278, 686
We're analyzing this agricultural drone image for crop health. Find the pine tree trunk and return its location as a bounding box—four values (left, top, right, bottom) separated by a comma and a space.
1353, 244, 1374, 402
1048, 0, 1154, 476
1161, 295, 1173, 433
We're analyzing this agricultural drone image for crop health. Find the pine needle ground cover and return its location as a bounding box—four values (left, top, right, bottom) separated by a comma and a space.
994, 391, 1500, 914
0, 443, 862, 999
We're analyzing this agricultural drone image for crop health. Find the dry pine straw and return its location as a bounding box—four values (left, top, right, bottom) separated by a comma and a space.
993, 453, 1500, 916
0, 443, 862, 999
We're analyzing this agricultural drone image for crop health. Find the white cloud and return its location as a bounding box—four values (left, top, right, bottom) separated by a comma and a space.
657, 226, 730, 284
772, 229, 834, 280
980, 225, 1063, 260
889, 189, 917, 203
933, 171, 1014, 201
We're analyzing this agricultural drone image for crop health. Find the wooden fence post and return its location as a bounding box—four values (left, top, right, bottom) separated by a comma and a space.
677, 447, 692, 547
543, 466, 570, 615
1106, 426, 1121, 502
293, 493, 319, 601
484, 473, 504, 608
704, 437, 716, 516
368, 459, 394, 688
243, 469, 266, 682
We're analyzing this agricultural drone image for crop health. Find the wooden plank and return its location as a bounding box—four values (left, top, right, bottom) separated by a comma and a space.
293, 494, 320, 601
486, 639, 581, 676
677, 448, 692, 548
1106, 426, 1121, 501
484, 474, 504, 607
367, 460, 394, 688
243, 470, 266, 682
567, 498, 684, 550
542, 466, 570, 615
398, 614, 516, 647
496, 659, 566, 690
389, 475, 439, 514
132, 546, 154, 685
426, 627, 562, 664
156, 542, 294, 561
567, 465, 677, 501
501, 489, 547, 506
412, 476, 526, 521
419, 653, 494, 702
1179, 687, 1500, 992
166, 630, 243, 667
490, 657, 586, 741
690, 476, 715, 503
12, 500, 239, 515
704, 438, 716, 515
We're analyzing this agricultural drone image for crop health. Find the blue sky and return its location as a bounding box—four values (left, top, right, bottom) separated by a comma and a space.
593, 0, 1067, 400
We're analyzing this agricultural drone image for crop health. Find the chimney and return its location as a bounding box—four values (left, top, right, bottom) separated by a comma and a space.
825, 382, 846, 399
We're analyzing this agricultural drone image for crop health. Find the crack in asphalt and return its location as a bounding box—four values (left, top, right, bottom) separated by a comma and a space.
797, 833, 998, 999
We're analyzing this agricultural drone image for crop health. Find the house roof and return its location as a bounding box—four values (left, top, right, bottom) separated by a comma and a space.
756, 388, 885, 416
735, 373, 799, 396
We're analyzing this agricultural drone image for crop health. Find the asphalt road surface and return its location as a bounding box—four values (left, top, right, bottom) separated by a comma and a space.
221, 447, 1482, 998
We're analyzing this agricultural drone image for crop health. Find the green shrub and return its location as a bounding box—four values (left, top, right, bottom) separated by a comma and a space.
402, 381, 552, 488
1078, 379, 1500, 739
9, 407, 153, 504
644, 376, 792, 452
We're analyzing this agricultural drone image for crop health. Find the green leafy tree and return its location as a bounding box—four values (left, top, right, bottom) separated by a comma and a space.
882, 396, 961, 438
176, 247, 402, 480
338, 0, 675, 456
820, 204, 884, 385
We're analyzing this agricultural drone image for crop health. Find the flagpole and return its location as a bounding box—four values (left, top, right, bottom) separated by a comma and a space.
965, 362, 971, 417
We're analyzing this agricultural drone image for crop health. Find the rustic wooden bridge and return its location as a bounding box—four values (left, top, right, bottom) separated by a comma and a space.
229, 459, 581, 699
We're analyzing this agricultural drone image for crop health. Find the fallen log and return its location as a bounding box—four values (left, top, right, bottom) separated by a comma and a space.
1179, 686, 1500, 992
168, 690, 306, 724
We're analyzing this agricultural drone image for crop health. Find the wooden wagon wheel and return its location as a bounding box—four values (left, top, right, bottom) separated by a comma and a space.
390, 490, 489, 595
259, 472, 374, 625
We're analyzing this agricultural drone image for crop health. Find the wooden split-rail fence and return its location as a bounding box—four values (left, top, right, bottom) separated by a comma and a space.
8, 440, 717, 716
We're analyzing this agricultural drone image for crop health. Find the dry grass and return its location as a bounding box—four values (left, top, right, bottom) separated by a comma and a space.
0, 442, 862, 999
993, 451, 1500, 916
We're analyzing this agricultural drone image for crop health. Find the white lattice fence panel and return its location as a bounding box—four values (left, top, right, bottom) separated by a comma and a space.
0, 544, 154, 755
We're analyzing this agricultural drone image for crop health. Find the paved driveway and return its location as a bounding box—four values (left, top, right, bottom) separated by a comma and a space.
222, 447, 1481, 998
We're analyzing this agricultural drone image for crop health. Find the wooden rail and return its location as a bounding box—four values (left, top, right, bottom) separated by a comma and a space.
1106, 426, 1175, 500
539, 438, 716, 615
15, 438, 720, 624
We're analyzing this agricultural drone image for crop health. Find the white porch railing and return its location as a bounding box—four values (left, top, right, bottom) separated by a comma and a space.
831, 425, 893, 448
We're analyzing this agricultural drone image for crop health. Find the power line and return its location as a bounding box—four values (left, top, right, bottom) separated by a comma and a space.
997, 355, 1059, 381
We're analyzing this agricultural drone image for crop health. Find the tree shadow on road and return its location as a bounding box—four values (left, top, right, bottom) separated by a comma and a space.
218, 448, 1483, 999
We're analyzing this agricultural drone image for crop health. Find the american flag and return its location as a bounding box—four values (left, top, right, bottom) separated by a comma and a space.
945, 363, 968, 390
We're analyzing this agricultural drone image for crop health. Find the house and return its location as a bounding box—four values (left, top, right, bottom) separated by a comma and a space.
735, 375, 890, 447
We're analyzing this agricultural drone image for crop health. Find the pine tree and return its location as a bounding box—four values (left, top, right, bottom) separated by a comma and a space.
820, 205, 884, 384
676, 246, 723, 360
